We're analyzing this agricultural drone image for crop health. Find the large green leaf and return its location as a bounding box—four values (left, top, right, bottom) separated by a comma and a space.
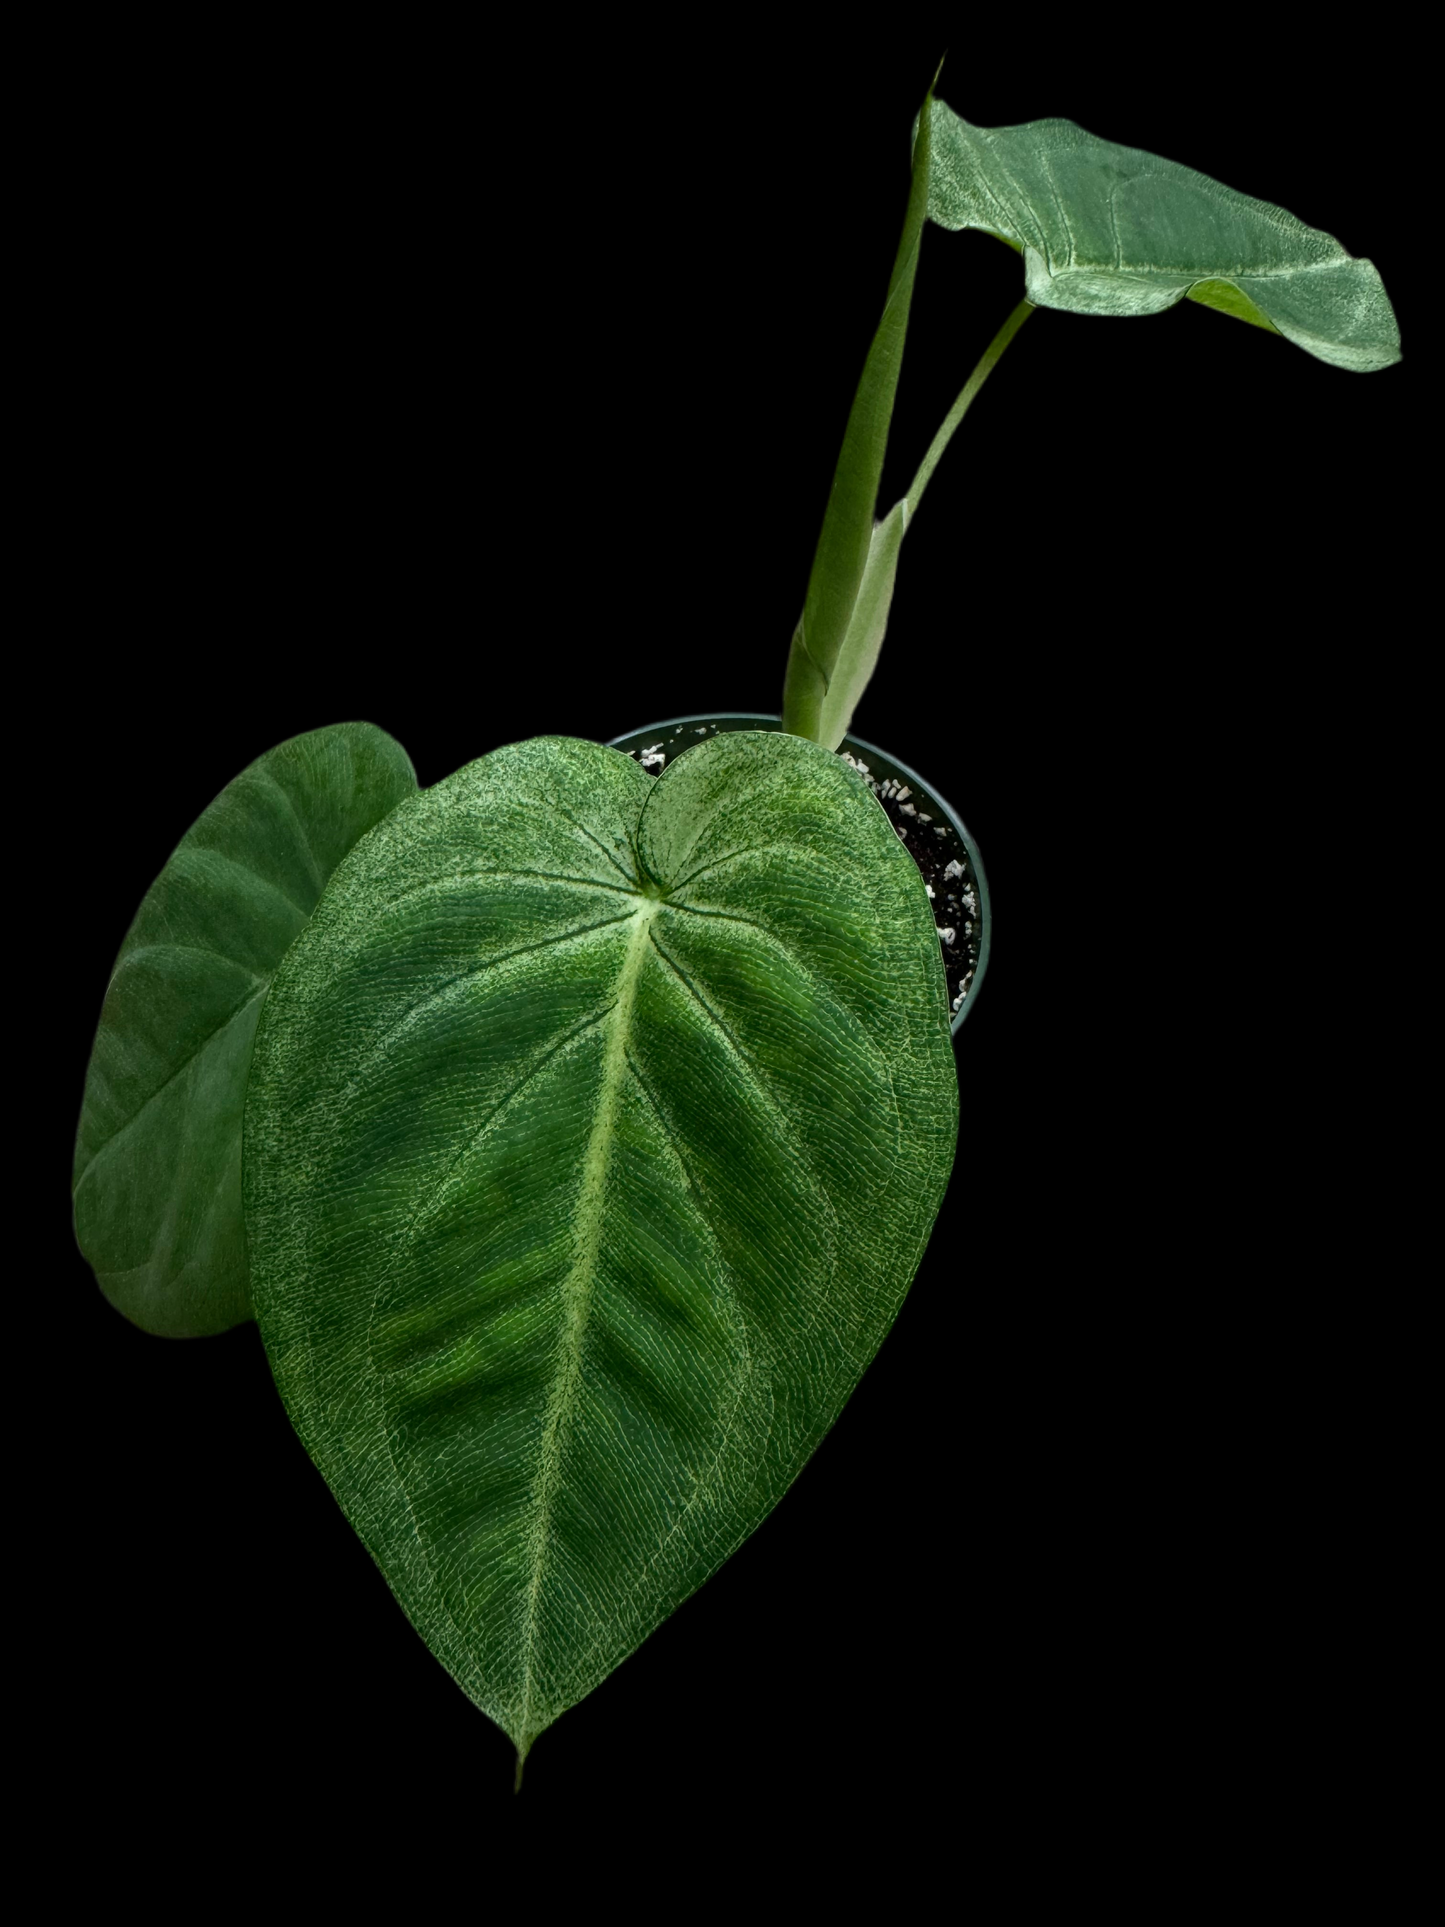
73, 722, 417, 1337
243, 731, 957, 1767
922, 100, 1400, 372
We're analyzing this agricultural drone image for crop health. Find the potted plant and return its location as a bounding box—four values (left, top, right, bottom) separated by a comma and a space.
71, 74, 1399, 1790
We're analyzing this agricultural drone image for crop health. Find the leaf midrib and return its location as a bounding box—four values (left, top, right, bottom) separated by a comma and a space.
74, 984, 268, 1187
515, 896, 659, 1751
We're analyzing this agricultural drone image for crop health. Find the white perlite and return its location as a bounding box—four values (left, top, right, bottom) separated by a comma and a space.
944, 858, 965, 880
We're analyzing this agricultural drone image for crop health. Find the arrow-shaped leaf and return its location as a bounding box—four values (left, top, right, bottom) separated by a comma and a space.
803, 98, 1400, 747
922, 100, 1400, 372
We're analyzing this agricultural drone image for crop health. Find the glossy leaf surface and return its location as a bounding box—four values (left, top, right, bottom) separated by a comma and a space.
244, 731, 958, 1761
73, 723, 417, 1336
921, 99, 1400, 371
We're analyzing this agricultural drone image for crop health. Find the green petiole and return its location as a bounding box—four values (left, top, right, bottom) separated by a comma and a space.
902, 296, 1032, 525
780, 80, 1034, 751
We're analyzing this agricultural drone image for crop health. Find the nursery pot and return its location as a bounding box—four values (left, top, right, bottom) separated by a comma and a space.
606, 713, 990, 1037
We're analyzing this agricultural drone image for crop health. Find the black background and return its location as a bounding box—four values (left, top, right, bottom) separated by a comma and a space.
40, 13, 1422, 1874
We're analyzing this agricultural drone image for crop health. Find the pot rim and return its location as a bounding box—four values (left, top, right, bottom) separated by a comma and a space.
605, 711, 990, 1036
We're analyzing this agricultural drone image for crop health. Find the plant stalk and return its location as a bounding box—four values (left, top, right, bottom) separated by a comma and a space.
780, 79, 940, 745
791, 295, 1036, 751
902, 297, 1033, 522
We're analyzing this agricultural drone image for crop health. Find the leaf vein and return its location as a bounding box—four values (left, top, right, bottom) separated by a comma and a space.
74, 984, 268, 1186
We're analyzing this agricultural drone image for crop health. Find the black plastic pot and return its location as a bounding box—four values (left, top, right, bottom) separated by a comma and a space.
606, 712, 990, 1036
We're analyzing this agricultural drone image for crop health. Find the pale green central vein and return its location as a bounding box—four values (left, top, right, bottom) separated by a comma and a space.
516, 897, 659, 1760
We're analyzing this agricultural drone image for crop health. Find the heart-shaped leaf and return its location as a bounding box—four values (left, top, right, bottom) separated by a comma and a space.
73, 722, 417, 1336
921, 99, 1401, 372
243, 731, 958, 1765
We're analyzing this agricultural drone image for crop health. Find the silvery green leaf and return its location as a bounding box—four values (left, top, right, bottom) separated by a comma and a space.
243, 730, 957, 1769
922, 99, 1400, 371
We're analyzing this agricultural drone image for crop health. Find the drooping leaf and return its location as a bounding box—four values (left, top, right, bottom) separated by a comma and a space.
781, 71, 937, 743
920, 99, 1401, 372
243, 731, 957, 1764
73, 722, 417, 1337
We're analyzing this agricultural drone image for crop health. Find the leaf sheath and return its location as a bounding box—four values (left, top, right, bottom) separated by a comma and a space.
781, 76, 937, 741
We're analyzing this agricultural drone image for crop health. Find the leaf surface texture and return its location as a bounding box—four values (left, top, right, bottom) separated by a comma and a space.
243, 732, 958, 1755
73, 723, 417, 1335
921, 100, 1400, 370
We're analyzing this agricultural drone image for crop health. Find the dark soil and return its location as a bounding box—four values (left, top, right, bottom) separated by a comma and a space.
838, 748, 981, 1019
610, 716, 983, 1024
